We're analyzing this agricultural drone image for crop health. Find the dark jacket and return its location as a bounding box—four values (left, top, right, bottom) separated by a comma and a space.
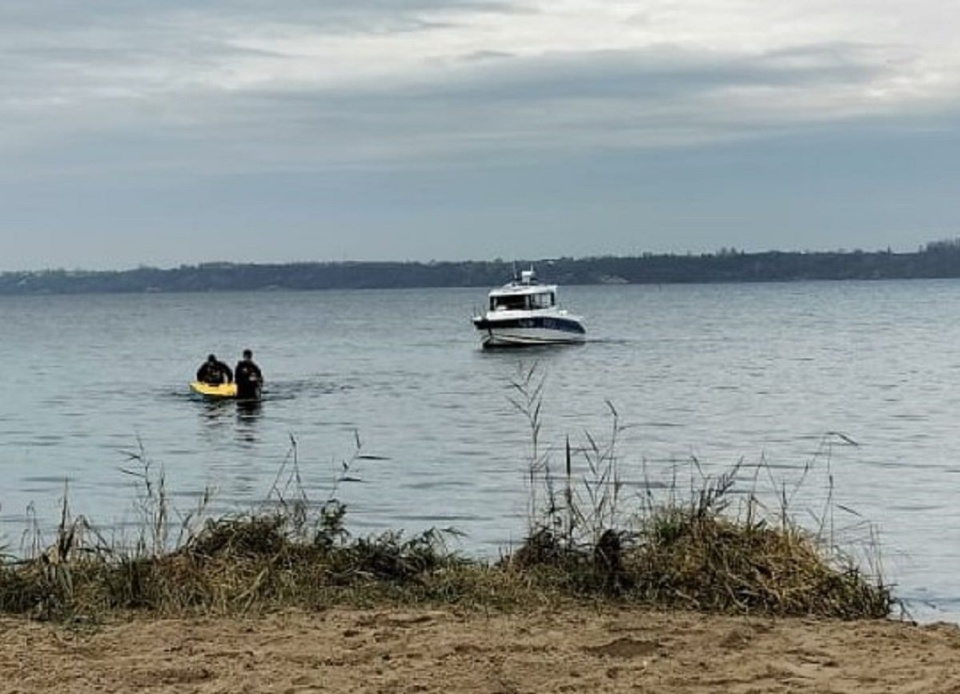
234, 358, 263, 399
197, 359, 233, 385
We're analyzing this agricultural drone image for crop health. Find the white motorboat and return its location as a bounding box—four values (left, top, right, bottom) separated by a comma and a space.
472, 268, 586, 348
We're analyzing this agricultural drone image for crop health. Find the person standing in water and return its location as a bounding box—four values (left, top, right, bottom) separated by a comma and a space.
196, 354, 233, 385
234, 348, 263, 400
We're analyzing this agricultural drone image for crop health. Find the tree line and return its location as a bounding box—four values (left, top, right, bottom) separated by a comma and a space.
3, 243, 960, 295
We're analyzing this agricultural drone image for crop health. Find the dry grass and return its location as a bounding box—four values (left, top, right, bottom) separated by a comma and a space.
501, 363, 893, 620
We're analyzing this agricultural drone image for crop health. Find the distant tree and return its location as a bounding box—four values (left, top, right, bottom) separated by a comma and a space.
923, 238, 960, 253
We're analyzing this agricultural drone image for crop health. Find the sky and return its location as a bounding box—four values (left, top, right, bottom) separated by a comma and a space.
2, 0, 959, 271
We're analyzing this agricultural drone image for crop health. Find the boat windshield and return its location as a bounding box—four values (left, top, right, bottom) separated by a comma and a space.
492, 295, 524, 310
491, 291, 555, 311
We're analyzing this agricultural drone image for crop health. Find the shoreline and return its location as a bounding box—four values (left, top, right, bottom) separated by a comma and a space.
3, 606, 959, 693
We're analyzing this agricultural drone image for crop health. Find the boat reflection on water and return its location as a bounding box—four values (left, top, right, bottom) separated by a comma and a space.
191, 385, 263, 447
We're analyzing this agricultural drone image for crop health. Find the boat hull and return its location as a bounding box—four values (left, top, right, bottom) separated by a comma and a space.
473, 315, 586, 348
189, 381, 238, 399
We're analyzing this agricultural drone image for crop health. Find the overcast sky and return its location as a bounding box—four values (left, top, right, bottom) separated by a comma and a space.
2, 0, 959, 270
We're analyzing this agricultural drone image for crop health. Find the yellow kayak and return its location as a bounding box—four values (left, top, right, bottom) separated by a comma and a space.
189, 381, 238, 399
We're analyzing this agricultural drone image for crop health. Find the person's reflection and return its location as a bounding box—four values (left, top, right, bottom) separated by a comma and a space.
235, 399, 262, 446
199, 399, 232, 424
194, 398, 233, 449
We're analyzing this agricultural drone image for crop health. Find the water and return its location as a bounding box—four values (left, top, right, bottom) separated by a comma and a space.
2, 280, 960, 622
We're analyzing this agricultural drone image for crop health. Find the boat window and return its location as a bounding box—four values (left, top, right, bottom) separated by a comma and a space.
529, 292, 553, 309
492, 295, 528, 311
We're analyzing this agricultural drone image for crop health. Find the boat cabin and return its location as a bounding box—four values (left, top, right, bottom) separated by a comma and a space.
486, 268, 561, 311
489, 289, 556, 312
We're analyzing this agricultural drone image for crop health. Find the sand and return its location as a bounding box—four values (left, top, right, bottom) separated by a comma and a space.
1, 607, 959, 693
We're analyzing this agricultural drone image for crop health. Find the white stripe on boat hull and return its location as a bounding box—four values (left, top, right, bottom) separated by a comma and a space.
480, 327, 586, 347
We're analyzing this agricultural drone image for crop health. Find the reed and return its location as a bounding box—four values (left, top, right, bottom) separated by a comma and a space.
504, 363, 893, 619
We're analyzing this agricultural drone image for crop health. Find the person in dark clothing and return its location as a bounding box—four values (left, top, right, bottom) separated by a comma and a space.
196, 354, 233, 385
234, 348, 263, 400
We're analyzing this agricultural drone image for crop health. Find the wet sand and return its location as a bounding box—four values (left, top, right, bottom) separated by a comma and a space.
2, 607, 959, 693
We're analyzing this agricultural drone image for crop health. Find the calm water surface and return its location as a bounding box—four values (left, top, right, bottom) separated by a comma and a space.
3, 280, 960, 621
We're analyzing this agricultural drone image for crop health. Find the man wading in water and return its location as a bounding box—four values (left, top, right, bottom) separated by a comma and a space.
234, 348, 263, 401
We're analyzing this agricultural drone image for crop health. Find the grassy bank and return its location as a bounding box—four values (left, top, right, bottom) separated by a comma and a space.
0, 372, 893, 623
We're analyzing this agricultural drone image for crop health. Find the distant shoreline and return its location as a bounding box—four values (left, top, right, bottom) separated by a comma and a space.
3, 243, 960, 295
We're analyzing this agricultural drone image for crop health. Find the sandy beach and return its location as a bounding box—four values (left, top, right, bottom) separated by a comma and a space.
1, 607, 959, 693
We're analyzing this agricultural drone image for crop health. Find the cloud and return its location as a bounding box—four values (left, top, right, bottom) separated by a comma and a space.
1, 0, 959, 178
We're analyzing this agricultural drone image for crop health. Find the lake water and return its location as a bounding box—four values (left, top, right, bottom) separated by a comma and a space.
2, 280, 960, 622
